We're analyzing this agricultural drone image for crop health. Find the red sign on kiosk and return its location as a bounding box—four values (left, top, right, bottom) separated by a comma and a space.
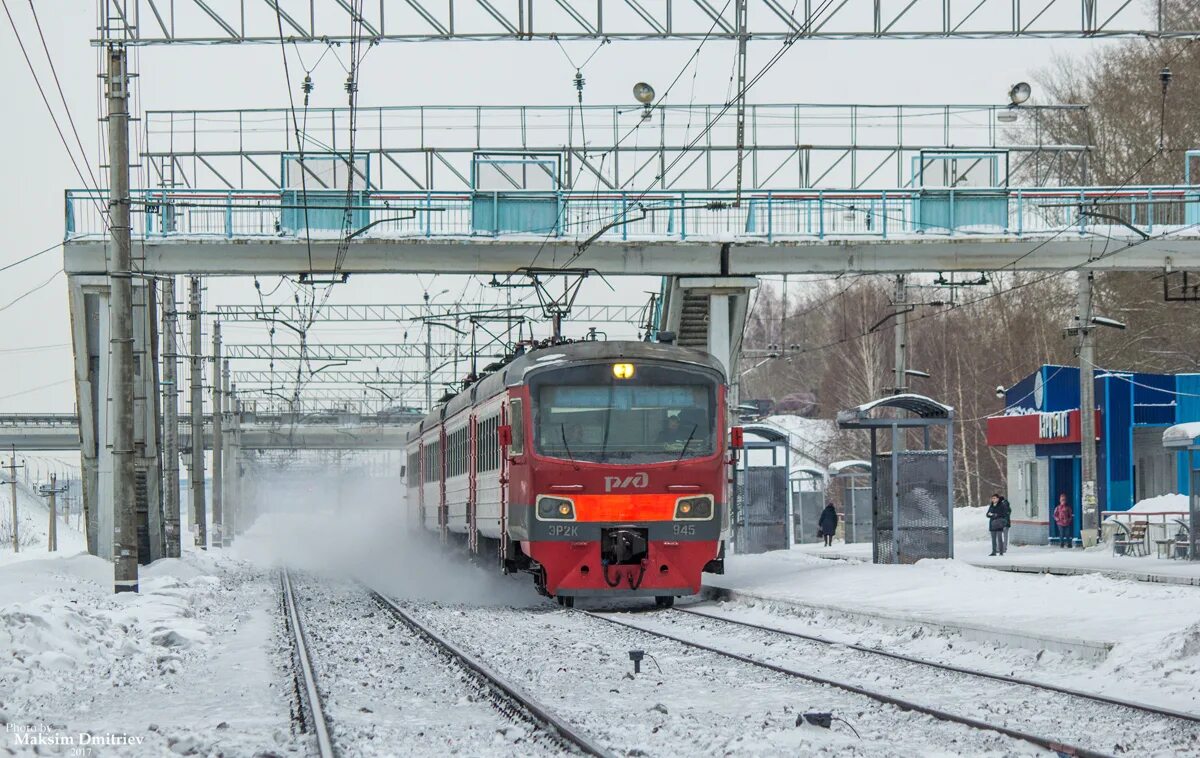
986, 409, 1102, 447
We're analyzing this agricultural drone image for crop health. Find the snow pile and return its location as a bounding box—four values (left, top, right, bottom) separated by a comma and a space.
953, 505, 991, 543
1125, 493, 1189, 514
0, 556, 215, 701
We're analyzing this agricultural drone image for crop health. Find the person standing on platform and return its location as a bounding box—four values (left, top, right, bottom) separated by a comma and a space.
818, 502, 838, 548
987, 494, 1010, 556
1053, 493, 1074, 548
991, 493, 1012, 554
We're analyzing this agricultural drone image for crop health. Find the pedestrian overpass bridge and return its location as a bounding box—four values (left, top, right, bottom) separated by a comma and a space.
63, 185, 1200, 275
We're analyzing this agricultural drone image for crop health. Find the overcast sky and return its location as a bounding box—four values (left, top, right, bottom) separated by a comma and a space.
0, 1, 1120, 415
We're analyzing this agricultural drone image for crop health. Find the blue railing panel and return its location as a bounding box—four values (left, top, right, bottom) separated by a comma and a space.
63, 186, 1200, 244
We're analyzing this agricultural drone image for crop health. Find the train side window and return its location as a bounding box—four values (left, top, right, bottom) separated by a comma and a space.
509, 399, 524, 456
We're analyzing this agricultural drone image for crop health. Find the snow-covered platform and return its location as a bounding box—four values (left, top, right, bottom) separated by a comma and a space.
795, 539, 1200, 586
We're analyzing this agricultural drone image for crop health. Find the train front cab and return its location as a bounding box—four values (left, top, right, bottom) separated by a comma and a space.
503, 355, 730, 606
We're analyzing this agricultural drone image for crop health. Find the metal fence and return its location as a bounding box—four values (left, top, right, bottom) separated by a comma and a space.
874, 451, 952, 565
737, 467, 789, 554
794, 488, 825, 544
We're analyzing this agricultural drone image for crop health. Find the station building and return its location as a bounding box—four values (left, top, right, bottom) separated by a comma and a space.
986, 365, 1200, 545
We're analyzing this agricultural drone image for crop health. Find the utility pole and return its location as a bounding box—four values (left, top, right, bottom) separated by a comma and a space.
893, 274, 909, 397
7, 448, 23, 552
161, 277, 181, 557
221, 360, 232, 541
1077, 272, 1099, 546
228, 387, 240, 542
188, 277, 207, 549
733, 0, 749, 206
48, 474, 58, 552
425, 330, 433, 410
894, 274, 909, 452
211, 322, 223, 547
107, 43, 138, 593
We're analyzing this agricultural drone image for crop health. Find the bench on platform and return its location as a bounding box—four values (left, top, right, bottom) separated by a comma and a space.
1112, 520, 1149, 557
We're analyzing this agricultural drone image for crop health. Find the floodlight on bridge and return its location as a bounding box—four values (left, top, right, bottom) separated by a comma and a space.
1091, 316, 1127, 330
634, 82, 655, 120
1009, 82, 1032, 105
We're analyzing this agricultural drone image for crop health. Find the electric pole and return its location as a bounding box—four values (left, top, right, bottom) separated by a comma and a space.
893, 275, 910, 453
48, 474, 58, 552
107, 43, 138, 593
221, 360, 232, 541
1077, 272, 1099, 546
161, 276, 181, 557
424, 325, 433, 410
188, 276, 207, 549
211, 322, 223, 547
733, 0, 748, 206
7, 447, 23, 552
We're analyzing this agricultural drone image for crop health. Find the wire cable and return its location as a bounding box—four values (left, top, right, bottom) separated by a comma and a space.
1, 0, 108, 227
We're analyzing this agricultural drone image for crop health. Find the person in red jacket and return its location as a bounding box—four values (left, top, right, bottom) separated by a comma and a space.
1053, 493, 1074, 547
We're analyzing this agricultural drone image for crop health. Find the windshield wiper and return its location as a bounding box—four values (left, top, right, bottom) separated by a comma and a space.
675, 424, 698, 464
559, 423, 580, 470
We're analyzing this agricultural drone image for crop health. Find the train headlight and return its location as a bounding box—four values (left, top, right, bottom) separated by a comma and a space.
536, 495, 576, 521
612, 362, 635, 380
674, 495, 714, 520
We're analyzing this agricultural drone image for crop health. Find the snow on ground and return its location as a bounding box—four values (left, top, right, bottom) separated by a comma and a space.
411, 602, 1049, 757
719, 540, 1200, 713
0, 548, 298, 755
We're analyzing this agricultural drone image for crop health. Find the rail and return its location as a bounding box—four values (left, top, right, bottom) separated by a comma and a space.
676, 604, 1200, 725
367, 588, 613, 757
586, 609, 1130, 758
280, 570, 336, 758
64, 186, 1200, 243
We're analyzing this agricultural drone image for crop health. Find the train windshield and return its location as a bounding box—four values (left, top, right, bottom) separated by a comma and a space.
531, 362, 718, 464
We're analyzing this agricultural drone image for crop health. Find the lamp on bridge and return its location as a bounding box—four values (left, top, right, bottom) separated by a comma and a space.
998, 82, 1032, 123
633, 82, 655, 121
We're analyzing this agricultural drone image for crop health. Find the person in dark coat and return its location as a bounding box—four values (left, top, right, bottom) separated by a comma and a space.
986, 493, 1011, 556
818, 502, 838, 547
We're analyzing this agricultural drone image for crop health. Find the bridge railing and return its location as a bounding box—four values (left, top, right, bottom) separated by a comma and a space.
65, 187, 1200, 242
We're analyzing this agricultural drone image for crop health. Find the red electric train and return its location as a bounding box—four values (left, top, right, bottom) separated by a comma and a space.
405, 340, 734, 607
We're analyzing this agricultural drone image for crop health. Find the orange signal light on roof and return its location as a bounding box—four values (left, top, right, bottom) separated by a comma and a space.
612, 363, 635, 380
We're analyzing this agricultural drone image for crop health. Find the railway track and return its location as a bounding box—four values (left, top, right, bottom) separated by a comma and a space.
280, 569, 336, 758
281, 571, 610, 756
587, 605, 1200, 758
365, 588, 614, 758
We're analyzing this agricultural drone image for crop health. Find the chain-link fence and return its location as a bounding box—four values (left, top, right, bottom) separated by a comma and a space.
737, 467, 789, 553
795, 488, 824, 544
874, 451, 952, 564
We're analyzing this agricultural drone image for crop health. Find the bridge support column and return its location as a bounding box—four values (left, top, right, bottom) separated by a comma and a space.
67, 275, 164, 561
68, 275, 105, 555
665, 276, 758, 405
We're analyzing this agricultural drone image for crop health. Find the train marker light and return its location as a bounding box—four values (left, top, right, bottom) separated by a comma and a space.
612, 362, 635, 380
536, 495, 576, 520
730, 426, 745, 449
674, 495, 714, 520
